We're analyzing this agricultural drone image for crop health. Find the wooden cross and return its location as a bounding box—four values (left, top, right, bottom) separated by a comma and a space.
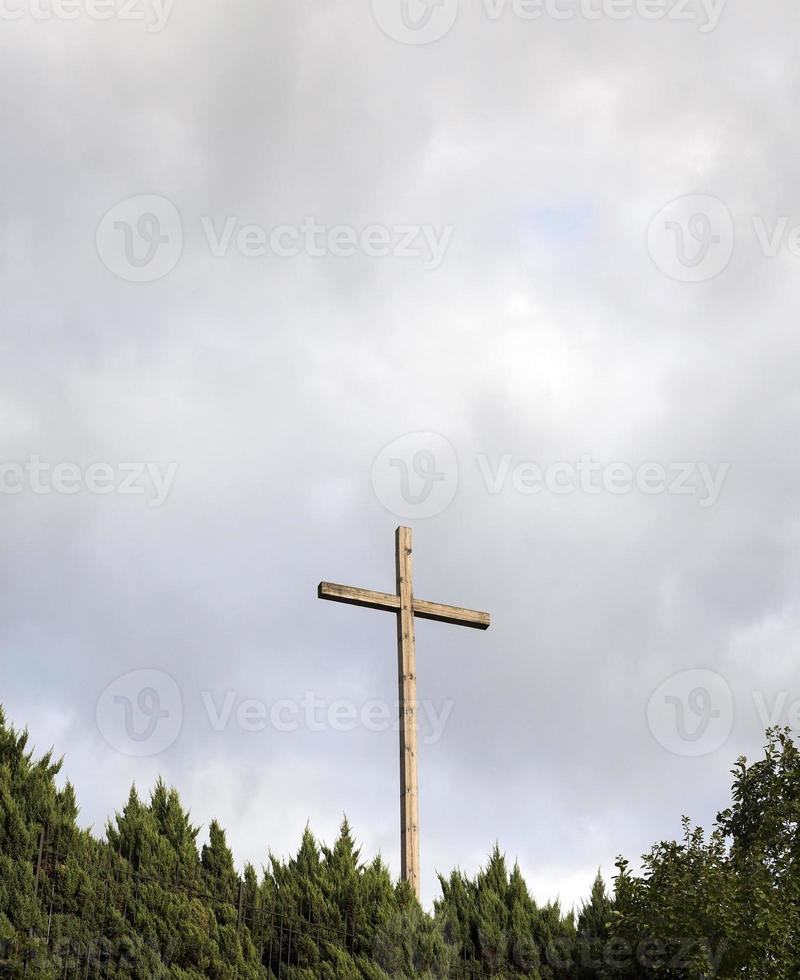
318, 526, 490, 899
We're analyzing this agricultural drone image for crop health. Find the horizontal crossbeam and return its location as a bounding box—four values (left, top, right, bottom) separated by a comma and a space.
317, 581, 490, 630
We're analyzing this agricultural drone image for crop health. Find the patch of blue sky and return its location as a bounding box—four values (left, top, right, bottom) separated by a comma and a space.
521, 201, 594, 243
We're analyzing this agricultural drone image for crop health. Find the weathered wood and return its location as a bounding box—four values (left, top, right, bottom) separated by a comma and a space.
395, 526, 420, 897
317, 526, 490, 901
318, 582, 490, 630
413, 599, 490, 630
318, 582, 399, 612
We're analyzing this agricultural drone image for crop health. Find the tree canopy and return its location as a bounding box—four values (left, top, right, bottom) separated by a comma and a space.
2, 706, 799, 978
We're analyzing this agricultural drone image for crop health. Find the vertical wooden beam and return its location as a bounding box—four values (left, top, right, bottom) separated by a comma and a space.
395, 525, 420, 899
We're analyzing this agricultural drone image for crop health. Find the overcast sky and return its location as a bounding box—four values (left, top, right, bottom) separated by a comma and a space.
2, 0, 800, 912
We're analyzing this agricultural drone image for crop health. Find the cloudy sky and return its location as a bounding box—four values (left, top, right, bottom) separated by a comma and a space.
2, 0, 800, 912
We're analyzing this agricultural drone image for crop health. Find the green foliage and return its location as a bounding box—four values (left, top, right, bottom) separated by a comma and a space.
435, 845, 576, 978
612, 728, 800, 979
4, 710, 800, 978
574, 873, 613, 979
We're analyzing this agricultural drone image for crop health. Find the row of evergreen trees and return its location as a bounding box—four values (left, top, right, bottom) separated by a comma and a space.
2, 704, 799, 978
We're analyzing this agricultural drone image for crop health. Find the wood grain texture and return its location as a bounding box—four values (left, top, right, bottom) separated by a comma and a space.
318, 582, 490, 630
395, 526, 420, 898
